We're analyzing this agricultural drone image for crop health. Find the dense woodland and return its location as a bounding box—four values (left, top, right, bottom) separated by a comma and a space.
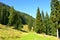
0, 0, 60, 37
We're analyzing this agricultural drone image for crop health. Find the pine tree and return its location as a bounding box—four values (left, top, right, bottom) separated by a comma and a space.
41, 11, 45, 33
34, 8, 43, 33
50, 0, 60, 28
45, 12, 50, 35
50, 0, 60, 36
0, 7, 3, 24
8, 7, 15, 26
3, 6, 9, 25
1, 7, 4, 24
41, 10, 44, 20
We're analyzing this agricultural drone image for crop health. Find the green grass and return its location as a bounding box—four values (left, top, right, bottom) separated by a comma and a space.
19, 32, 58, 40
0, 24, 59, 40
0, 24, 26, 40
19, 33, 41, 40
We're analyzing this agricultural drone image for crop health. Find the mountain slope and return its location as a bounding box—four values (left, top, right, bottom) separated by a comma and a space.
0, 2, 34, 30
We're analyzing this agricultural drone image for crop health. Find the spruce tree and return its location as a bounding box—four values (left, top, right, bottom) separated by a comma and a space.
41, 10, 44, 20
3, 6, 9, 25
50, 0, 60, 28
0, 7, 3, 24
50, 0, 60, 36
41, 11, 45, 33
45, 12, 50, 35
35, 8, 43, 33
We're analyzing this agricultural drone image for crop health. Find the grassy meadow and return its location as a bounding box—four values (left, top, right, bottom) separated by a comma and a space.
0, 24, 59, 40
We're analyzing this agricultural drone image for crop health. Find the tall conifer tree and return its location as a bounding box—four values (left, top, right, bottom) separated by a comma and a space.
35, 8, 43, 33
50, 0, 60, 36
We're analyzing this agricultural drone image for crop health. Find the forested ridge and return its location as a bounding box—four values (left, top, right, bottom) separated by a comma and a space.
0, 2, 34, 30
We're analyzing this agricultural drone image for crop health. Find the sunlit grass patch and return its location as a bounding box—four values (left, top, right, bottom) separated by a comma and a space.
19, 32, 59, 40
0, 24, 23, 40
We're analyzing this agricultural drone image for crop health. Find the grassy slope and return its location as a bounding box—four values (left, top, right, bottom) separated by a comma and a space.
0, 24, 27, 40
0, 24, 59, 40
19, 32, 59, 40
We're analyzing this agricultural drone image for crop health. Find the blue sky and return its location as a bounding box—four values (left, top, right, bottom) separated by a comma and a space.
0, 0, 50, 18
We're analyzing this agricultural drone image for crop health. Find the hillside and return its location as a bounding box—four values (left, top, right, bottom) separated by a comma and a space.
0, 24, 59, 40
0, 2, 34, 30
0, 24, 27, 40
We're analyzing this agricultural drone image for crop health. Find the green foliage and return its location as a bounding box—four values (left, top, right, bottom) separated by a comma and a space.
50, 0, 60, 36
41, 11, 45, 33
28, 17, 33, 31
44, 12, 50, 35
0, 6, 9, 25
41, 10, 44, 20
8, 7, 15, 26
50, 0, 60, 28
0, 2, 34, 30
34, 8, 43, 33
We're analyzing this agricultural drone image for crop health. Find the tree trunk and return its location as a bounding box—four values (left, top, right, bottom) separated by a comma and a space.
57, 29, 59, 38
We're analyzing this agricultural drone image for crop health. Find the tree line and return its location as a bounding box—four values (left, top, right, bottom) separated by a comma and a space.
34, 0, 60, 36
0, 0, 60, 37
0, 2, 34, 31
